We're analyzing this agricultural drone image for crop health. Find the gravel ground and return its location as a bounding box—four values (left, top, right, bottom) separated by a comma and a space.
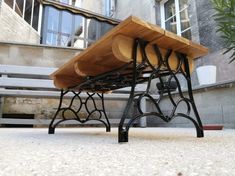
0, 127, 235, 176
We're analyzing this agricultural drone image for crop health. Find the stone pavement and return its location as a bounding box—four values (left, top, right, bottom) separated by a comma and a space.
0, 127, 235, 176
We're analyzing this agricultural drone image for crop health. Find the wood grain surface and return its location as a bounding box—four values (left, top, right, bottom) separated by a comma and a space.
51, 16, 208, 89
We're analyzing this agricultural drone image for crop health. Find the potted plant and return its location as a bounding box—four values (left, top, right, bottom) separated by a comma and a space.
211, 0, 235, 63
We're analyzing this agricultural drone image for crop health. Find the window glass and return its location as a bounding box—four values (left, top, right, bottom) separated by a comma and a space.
181, 29, 191, 40
32, 0, 40, 30
162, 0, 191, 39
42, 6, 115, 48
15, 0, 24, 17
165, 16, 177, 33
179, 0, 188, 11
61, 11, 72, 34
46, 33, 59, 46
74, 15, 84, 37
61, 11, 72, 46
180, 9, 190, 31
164, 0, 175, 20
47, 7, 60, 31
24, 0, 32, 25
4, 0, 14, 8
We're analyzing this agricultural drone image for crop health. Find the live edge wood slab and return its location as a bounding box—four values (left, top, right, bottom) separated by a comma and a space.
51, 16, 208, 90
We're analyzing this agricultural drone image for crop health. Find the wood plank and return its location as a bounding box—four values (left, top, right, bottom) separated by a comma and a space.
112, 35, 194, 72
50, 16, 165, 79
150, 30, 189, 50
50, 16, 208, 90
178, 41, 209, 58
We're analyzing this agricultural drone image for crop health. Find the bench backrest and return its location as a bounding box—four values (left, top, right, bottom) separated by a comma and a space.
0, 65, 57, 90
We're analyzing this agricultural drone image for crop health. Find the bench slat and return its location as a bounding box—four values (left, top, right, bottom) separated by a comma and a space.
0, 77, 56, 89
0, 89, 138, 99
0, 118, 130, 125
0, 65, 57, 77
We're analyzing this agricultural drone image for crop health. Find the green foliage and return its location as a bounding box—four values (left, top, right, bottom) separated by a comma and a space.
211, 0, 235, 63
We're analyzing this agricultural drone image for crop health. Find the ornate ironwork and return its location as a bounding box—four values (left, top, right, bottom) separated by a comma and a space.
48, 90, 110, 134
49, 37, 204, 142
118, 38, 204, 142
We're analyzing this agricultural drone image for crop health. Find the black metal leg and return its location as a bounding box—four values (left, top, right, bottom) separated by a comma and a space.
118, 38, 139, 142
183, 55, 204, 137
118, 38, 204, 143
48, 90, 111, 134
48, 90, 64, 134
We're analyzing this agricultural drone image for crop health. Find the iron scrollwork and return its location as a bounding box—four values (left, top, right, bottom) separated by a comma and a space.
118, 38, 204, 142
48, 90, 110, 134
49, 37, 204, 143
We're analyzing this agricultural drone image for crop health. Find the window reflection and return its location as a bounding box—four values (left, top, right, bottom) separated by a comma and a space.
163, 0, 191, 40
42, 6, 115, 48
15, 0, 24, 17
179, 0, 188, 11
33, 0, 40, 30
165, 16, 177, 33
4, 0, 13, 8
47, 7, 59, 31
164, 0, 175, 20
24, 0, 32, 25
5, 0, 40, 31
180, 9, 190, 31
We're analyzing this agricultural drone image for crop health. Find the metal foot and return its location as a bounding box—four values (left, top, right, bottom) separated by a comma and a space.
197, 129, 204, 138
118, 130, 128, 143
106, 126, 111, 132
48, 127, 55, 134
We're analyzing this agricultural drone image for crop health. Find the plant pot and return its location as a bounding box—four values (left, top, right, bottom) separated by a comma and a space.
196, 65, 216, 85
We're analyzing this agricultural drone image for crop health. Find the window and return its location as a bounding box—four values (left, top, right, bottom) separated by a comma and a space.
160, 0, 191, 39
4, 0, 42, 32
42, 6, 115, 48
42, 6, 86, 48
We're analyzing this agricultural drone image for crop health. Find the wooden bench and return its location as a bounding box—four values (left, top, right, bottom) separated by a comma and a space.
0, 64, 60, 125
0, 64, 143, 126
49, 16, 209, 142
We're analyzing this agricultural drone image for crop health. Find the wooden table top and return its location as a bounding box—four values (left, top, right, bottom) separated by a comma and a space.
51, 16, 209, 90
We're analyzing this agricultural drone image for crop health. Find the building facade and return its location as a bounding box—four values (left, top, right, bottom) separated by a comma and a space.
1, 0, 234, 84
0, 0, 235, 128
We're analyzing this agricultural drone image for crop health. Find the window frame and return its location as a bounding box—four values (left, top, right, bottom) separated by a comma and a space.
160, 0, 191, 38
3, 0, 42, 33
42, 6, 90, 49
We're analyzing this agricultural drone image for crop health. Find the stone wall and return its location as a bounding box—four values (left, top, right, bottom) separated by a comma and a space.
0, 42, 81, 67
194, 0, 235, 83
0, 2, 40, 44
147, 82, 235, 129
0, 42, 82, 124
113, 0, 156, 23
